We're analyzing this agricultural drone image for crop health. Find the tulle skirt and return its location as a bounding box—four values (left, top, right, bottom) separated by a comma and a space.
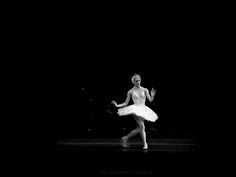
118, 104, 158, 122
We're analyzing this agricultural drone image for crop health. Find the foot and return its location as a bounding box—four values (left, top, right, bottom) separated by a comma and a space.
143, 143, 148, 150
121, 136, 129, 148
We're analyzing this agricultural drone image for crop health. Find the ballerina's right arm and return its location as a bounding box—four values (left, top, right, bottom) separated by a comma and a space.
112, 90, 132, 108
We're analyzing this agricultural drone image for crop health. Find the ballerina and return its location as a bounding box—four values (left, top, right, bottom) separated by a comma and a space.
112, 74, 158, 149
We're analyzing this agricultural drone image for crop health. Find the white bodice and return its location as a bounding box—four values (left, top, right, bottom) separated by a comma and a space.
131, 89, 146, 105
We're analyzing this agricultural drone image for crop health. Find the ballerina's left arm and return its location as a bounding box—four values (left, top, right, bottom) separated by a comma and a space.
145, 88, 156, 102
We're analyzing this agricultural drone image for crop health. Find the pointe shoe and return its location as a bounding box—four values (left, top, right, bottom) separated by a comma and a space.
143, 144, 148, 150
121, 137, 129, 148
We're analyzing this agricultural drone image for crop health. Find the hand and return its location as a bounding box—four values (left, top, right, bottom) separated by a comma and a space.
111, 100, 118, 107
150, 88, 156, 98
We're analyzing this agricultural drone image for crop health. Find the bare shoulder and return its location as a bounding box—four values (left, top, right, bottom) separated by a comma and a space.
141, 86, 148, 92
128, 88, 134, 95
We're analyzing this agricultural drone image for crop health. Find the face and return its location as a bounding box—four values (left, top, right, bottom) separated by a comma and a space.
134, 77, 141, 86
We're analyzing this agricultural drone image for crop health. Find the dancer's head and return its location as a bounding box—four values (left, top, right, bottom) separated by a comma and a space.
131, 74, 141, 86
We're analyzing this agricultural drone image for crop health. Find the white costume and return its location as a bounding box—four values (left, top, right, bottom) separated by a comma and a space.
117, 88, 158, 122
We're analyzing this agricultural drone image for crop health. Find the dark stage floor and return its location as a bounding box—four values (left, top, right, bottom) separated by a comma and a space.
45, 138, 202, 176
56, 138, 198, 152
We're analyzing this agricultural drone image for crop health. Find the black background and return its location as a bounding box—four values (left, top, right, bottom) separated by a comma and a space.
18, 5, 214, 175
27, 8, 207, 146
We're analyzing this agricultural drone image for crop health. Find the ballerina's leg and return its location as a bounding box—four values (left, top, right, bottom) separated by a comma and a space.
136, 117, 148, 149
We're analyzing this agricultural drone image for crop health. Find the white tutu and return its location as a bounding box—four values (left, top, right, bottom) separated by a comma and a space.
118, 104, 158, 122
